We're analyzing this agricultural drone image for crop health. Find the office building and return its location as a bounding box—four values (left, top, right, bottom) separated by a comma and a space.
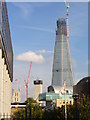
34, 80, 43, 103
0, 2, 13, 119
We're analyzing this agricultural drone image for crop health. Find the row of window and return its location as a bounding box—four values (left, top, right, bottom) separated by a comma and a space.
60, 100, 72, 104
15, 98, 18, 102
15, 93, 18, 96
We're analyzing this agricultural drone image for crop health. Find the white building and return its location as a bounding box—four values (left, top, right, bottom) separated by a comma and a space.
34, 80, 43, 103
0, 2, 13, 119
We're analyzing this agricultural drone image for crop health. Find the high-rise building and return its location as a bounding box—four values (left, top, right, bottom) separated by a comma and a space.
52, 18, 73, 93
34, 80, 43, 102
0, 2, 13, 119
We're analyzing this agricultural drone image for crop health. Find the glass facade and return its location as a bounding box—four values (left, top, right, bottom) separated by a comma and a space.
52, 18, 73, 90
0, 2, 13, 81
39, 92, 60, 101
38, 92, 73, 102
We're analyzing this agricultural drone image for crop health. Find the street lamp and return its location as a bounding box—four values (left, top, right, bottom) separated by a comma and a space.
25, 101, 27, 120
72, 94, 79, 120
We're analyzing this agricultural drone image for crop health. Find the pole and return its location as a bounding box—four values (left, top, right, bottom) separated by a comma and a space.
25, 101, 27, 120
29, 107, 31, 120
65, 100, 67, 120
64, 80, 67, 120
26, 84, 28, 100
73, 94, 79, 120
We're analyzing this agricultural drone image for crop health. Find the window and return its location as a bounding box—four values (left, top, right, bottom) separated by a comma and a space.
70, 101, 72, 104
66, 90, 68, 93
63, 100, 65, 104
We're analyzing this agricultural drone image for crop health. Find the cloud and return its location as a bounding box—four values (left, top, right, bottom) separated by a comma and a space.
12, 3, 33, 16
37, 49, 54, 54
16, 51, 45, 64
13, 25, 55, 33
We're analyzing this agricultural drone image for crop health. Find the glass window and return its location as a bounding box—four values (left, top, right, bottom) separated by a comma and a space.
63, 100, 65, 104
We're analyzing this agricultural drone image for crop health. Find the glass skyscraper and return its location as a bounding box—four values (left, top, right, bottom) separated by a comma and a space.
52, 18, 73, 92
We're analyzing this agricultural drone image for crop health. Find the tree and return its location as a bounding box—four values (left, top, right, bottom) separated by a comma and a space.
12, 98, 43, 120
12, 96, 90, 120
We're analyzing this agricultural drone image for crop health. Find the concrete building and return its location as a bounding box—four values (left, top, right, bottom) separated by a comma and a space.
0, 2, 13, 119
52, 18, 73, 94
39, 89, 73, 108
56, 93, 73, 108
12, 85, 21, 103
34, 80, 43, 103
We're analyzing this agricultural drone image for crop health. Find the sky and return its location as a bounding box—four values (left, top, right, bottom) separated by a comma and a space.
6, 0, 89, 2
7, 2, 88, 102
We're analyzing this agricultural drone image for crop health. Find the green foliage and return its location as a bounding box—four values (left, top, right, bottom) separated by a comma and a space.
78, 95, 90, 120
12, 98, 43, 120
42, 107, 65, 120
12, 96, 90, 120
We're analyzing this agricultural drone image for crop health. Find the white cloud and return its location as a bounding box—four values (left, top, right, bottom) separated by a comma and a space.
16, 51, 45, 64
12, 3, 33, 16
13, 25, 55, 33
37, 49, 54, 54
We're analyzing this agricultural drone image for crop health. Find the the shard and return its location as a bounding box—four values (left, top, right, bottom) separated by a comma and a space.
52, 18, 73, 93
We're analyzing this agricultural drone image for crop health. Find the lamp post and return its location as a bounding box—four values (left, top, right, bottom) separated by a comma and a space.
72, 94, 79, 120
25, 101, 27, 120
29, 107, 31, 120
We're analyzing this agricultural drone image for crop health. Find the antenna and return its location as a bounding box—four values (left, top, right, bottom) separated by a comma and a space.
64, 0, 73, 85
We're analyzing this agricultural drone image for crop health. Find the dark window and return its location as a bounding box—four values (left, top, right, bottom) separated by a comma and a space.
63, 100, 65, 104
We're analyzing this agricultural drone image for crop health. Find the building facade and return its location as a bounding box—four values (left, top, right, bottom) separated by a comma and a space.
56, 93, 73, 108
52, 18, 73, 93
0, 2, 13, 119
34, 80, 43, 103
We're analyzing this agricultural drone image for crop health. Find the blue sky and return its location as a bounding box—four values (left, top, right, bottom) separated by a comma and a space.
7, 2, 88, 101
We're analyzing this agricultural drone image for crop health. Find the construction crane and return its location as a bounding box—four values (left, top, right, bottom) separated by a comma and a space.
64, 0, 69, 37
64, 1, 70, 120
24, 61, 32, 100
64, 0, 73, 86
